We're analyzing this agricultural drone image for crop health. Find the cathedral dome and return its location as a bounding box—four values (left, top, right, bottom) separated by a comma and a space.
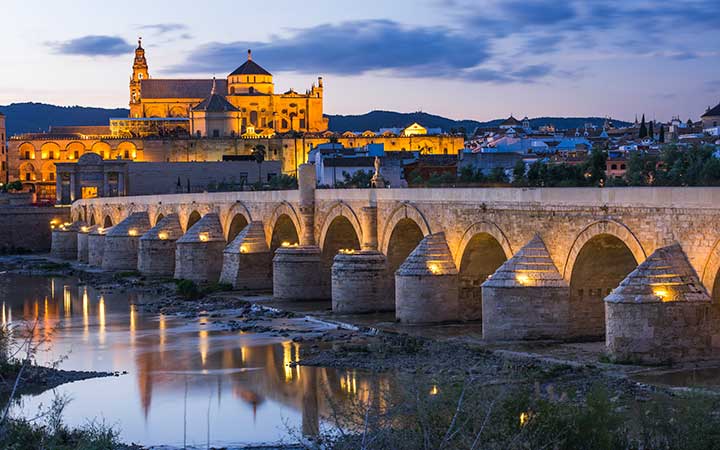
229, 49, 271, 76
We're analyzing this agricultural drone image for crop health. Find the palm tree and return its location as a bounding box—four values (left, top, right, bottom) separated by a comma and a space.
252, 144, 266, 185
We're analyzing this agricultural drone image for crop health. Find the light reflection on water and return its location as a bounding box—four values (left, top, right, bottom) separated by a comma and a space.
0, 274, 388, 447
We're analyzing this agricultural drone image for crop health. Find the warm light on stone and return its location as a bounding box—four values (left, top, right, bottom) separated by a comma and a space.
198, 232, 209, 242
128, 228, 138, 236
158, 231, 169, 240
515, 274, 530, 285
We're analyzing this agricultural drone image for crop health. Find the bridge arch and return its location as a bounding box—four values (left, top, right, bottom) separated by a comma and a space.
185, 210, 202, 231
455, 222, 513, 320
223, 203, 253, 242
317, 201, 363, 252
562, 220, 645, 280
564, 220, 645, 338
701, 239, 720, 300
269, 214, 300, 253
265, 202, 302, 249
379, 202, 431, 256
103, 215, 114, 228
320, 214, 362, 286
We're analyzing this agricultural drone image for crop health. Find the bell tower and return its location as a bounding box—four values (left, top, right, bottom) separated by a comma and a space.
129, 37, 149, 118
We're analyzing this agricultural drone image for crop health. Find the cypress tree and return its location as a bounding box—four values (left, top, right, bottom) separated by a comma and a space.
648, 121, 654, 140
659, 124, 665, 143
639, 114, 648, 139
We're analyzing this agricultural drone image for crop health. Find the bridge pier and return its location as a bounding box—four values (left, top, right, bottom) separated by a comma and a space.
174, 212, 225, 283
605, 243, 716, 364
102, 212, 151, 271
395, 232, 459, 323
88, 226, 110, 266
77, 225, 98, 263
273, 246, 326, 299
138, 214, 183, 276
220, 221, 272, 290
332, 251, 389, 313
482, 235, 570, 340
50, 221, 85, 260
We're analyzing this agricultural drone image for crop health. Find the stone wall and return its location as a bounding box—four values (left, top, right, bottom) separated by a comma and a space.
0, 206, 69, 253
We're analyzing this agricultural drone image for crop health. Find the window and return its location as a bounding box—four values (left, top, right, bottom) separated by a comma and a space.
196, 130, 201, 138
49, 173, 55, 181
74, 151, 79, 159
124, 150, 129, 158
24, 151, 30, 160
249, 87, 255, 94
299, 119, 306, 129
620, 164, 626, 170
611, 164, 617, 170
213, 129, 220, 138
25, 173, 30, 181
138, 73, 143, 80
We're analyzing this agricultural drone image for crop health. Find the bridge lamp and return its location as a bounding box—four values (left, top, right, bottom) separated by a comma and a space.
158, 231, 169, 240
653, 288, 670, 301
427, 263, 440, 274
198, 232, 210, 242
128, 228, 138, 236
516, 274, 531, 285
281, 241, 292, 247
239, 244, 248, 253
81, 226, 89, 233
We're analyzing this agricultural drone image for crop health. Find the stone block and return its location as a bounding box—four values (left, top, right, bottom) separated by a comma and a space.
102, 212, 151, 271
174, 213, 225, 283
50, 221, 85, 260
220, 221, 272, 290
138, 214, 183, 276
77, 225, 98, 263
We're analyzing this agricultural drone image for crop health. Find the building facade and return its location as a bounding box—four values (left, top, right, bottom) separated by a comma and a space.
0, 112, 6, 183
129, 40, 327, 135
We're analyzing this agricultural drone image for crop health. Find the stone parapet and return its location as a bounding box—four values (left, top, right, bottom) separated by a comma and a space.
102, 212, 151, 271
273, 245, 326, 300
220, 221, 272, 290
50, 221, 86, 260
174, 213, 225, 283
482, 235, 571, 340
138, 214, 183, 276
332, 251, 390, 313
395, 232, 459, 323
77, 225, 99, 263
605, 243, 714, 364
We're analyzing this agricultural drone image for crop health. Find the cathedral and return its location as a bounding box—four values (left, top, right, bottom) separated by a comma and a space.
129, 39, 328, 136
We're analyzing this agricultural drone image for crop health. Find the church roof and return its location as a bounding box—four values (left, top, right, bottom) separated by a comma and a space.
140, 79, 228, 99
229, 50, 272, 76
702, 102, 720, 117
500, 115, 522, 126
192, 90, 239, 112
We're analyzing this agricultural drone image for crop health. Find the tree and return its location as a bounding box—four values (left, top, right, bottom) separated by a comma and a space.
488, 167, 508, 184
659, 124, 665, 143
639, 114, 648, 139
583, 149, 607, 186
648, 121, 654, 140
252, 144, 266, 184
512, 159, 527, 185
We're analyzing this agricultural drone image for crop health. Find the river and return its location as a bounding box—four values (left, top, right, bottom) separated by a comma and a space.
1, 273, 385, 448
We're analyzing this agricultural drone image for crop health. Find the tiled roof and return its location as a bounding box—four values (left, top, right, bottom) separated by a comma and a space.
500, 115, 522, 126
702, 102, 720, 117
49, 125, 111, 135
324, 156, 375, 167
229, 60, 271, 76
140, 79, 228, 99
192, 93, 239, 112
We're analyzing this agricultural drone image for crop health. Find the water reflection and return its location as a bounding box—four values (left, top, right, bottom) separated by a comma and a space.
0, 274, 389, 447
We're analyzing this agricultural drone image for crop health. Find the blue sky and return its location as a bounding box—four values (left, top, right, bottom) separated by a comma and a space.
2, 0, 719, 121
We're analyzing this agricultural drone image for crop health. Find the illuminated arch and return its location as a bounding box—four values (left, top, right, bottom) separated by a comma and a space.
265, 201, 302, 248
563, 220, 646, 281
454, 221, 513, 269
40, 161, 56, 182
40, 142, 61, 160
223, 202, 253, 240
65, 141, 85, 159
116, 141, 137, 160
91, 141, 111, 159
379, 202, 431, 255
18, 162, 37, 181
317, 201, 363, 252
18, 142, 36, 160
701, 239, 720, 296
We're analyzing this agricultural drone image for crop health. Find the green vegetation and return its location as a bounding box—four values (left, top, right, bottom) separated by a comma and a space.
336, 170, 373, 188
174, 279, 232, 300
311, 374, 720, 450
621, 144, 720, 187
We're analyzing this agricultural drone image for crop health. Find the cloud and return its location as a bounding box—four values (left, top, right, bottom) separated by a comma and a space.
139, 23, 188, 35
169, 19, 554, 83
48, 35, 133, 56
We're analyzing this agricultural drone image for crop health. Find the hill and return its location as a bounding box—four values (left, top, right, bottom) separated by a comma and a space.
0, 103, 630, 137
0, 103, 129, 137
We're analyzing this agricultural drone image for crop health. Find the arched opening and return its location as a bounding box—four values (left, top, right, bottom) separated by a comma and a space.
103, 215, 113, 228
186, 211, 201, 231
569, 234, 637, 338
321, 216, 361, 282
65, 142, 84, 160
19, 143, 36, 160
155, 213, 165, 226
270, 214, 299, 253
227, 214, 249, 242
41, 142, 61, 160
386, 218, 424, 277
89, 215, 96, 226
458, 233, 508, 320
91, 142, 111, 160
19, 162, 36, 181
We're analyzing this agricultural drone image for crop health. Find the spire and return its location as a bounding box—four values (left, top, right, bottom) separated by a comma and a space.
247, 49, 252, 61
137, 36, 143, 49
211, 76, 217, 95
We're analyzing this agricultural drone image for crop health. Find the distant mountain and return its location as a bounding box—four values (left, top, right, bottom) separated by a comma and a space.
0, 102, 129, 137
326, 110, 631, 133
0, 103, 631, 137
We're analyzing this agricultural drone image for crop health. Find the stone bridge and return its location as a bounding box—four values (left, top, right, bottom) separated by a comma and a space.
53, 165, 720, 364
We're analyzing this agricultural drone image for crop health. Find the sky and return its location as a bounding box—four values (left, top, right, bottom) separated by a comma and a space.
1, 0, 719, 122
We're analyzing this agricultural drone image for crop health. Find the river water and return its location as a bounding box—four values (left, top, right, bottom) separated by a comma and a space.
1, 274, 384, 448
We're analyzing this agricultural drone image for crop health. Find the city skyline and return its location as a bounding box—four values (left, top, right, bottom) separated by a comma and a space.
2, 0, 719, 122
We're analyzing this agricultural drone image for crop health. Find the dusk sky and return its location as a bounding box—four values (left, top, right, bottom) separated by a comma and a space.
2, 0, 719, 122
